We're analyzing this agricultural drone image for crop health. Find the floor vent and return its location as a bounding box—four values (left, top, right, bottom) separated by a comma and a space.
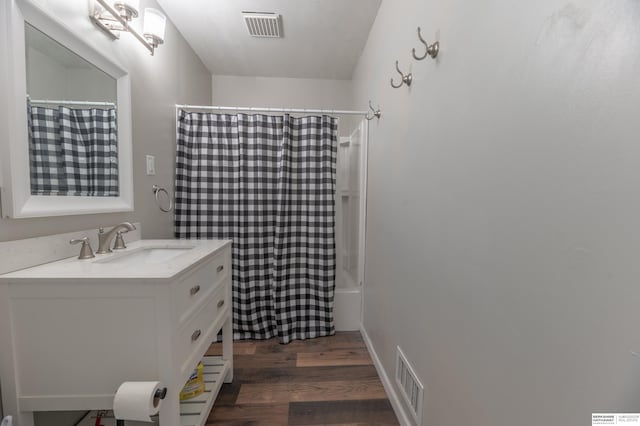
242, 12, 282, 38
395, 346, 424, 425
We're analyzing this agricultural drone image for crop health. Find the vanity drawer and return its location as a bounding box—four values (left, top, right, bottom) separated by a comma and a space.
173, 252, 228, 324
175, 283, 228, 377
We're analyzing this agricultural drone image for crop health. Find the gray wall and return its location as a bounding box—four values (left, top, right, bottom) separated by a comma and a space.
26, 46, 116, 102
352, 0, 640, 425
211, 74, 360, 139
0, 0, 211, 242
212, 75, 353, 110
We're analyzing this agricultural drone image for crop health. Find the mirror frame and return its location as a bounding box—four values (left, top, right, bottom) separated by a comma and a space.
0, 0, 133, 218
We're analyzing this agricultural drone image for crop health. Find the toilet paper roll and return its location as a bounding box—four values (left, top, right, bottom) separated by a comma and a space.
113, 381, 164, 422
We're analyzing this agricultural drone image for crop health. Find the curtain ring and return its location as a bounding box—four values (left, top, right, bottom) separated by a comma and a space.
152, 185, 173, 212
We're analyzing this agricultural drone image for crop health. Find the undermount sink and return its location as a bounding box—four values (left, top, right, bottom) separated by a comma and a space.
95, 246, 195, 266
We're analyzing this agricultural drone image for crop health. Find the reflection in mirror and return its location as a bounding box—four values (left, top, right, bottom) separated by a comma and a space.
25, 23, 119, 197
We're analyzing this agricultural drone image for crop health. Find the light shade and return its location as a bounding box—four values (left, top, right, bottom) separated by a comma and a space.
143, 8, 166, 46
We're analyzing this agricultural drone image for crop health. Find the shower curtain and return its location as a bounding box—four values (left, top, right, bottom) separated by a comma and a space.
174, 111, 337, 343
28, 102, 119, 196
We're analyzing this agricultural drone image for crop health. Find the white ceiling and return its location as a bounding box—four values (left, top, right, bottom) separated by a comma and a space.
156, 0, 382, 80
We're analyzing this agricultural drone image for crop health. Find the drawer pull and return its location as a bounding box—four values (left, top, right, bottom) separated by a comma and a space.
189, 285, 201, 296
216, 265, 224, 273
217, 300, 225, 308
191, 329, 201, 342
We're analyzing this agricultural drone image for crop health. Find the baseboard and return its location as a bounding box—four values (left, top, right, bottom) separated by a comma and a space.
359, 325, 413, 426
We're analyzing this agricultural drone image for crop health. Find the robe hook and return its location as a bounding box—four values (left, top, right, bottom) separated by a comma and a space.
365, 100, 381, 120
390, 61, 412, 89
412, 27, 439, 60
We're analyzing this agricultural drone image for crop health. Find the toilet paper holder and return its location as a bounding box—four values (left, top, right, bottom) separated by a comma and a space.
115, 387, 167, 426
154, 387, 167, 401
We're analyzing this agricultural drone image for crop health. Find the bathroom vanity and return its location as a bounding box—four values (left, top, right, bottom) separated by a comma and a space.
0, 239, 233, 426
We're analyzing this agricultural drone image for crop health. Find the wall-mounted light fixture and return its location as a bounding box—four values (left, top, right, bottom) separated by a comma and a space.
142, 8, 166, 49
90, 0, 166, 55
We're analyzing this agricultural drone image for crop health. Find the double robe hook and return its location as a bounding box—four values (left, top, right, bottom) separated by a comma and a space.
412, 27, 439, 60
365, 100, 381, 120
389, 27, 438, 89
390, 61, 412, 89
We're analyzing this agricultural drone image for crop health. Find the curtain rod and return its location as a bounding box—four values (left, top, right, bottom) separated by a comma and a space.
29, 99, 116, 107
176, 104, 368, 116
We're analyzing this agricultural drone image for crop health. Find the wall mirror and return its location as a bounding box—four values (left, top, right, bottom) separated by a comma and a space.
0, 0, 133, 218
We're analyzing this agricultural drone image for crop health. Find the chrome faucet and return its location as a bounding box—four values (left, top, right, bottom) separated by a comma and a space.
96, 222, 136, 254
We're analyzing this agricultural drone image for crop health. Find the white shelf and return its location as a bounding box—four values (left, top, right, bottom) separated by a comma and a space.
179, 356, 230, 426
75, 356, 231, 426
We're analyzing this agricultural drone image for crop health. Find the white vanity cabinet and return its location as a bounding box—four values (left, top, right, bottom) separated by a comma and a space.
0, 240, 233, 426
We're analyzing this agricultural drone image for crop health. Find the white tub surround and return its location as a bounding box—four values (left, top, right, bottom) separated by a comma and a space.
0, 238, 233, 426
334, 287, 362, 331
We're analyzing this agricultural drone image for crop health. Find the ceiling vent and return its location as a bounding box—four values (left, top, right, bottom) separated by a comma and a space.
242, 12, 282, 38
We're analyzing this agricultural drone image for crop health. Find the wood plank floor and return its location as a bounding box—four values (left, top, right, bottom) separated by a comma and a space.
204, 331, 400, 425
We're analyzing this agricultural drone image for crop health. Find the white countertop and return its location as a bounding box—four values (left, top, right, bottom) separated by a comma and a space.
0, 239, 231, 280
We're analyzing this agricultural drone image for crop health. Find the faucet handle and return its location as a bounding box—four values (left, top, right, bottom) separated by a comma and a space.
113, 231, 128, 250
70, 237, 95, 260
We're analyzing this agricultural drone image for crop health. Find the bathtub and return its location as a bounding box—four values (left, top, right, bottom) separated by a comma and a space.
333, 287, 362, 331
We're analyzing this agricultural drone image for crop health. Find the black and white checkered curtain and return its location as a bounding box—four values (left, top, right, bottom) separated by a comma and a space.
28, 101, 65, 195
175, 111, 337, 343
28, 102, 118, 196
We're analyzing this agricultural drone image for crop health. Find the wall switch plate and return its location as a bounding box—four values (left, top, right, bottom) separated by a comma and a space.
146, 155, 156, 175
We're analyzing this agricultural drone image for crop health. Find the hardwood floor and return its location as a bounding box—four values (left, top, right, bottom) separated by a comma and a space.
204, 331, 400, 425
